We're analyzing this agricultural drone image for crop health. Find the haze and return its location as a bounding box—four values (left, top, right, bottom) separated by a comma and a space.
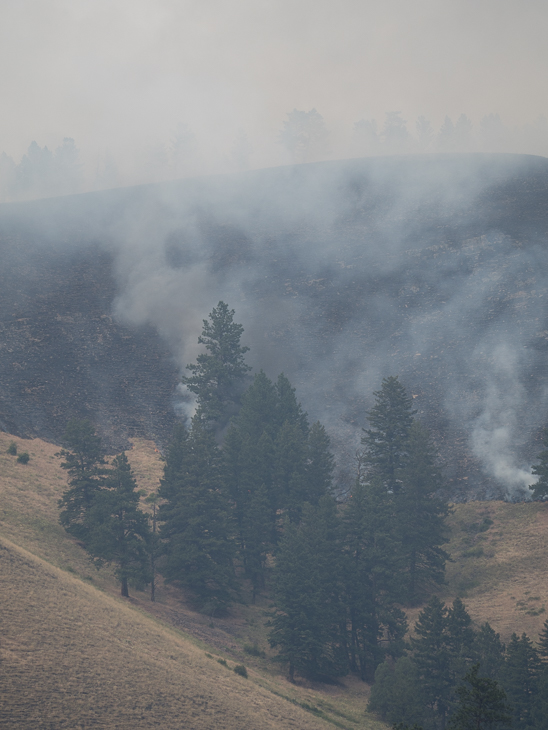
1, 0, 548, 190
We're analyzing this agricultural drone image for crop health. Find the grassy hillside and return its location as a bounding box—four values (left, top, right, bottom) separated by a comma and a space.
2, 431, 548, 728
0, 432, 383, 730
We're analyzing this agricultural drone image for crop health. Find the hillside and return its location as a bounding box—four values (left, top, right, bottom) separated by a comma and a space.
1, 431, 548, 728
3, 154, 548, 499
0, 432, 383, 730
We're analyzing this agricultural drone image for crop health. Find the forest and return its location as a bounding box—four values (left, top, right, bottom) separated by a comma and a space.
55, 302, 548, 730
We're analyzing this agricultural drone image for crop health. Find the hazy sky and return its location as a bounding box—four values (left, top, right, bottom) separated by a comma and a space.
1, 0, 547, 176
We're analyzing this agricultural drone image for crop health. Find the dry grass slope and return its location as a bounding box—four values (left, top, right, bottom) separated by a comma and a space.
0, 433, 384, 730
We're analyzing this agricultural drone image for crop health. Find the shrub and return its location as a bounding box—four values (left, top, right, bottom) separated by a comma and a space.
243, 643, 265, 657
217, 658, 227, 667
7, 441, 17, 455
233, 664, 248, 678
17, 452, 30, 464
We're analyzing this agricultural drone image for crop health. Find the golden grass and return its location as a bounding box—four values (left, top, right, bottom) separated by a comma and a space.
0, 432, 385, 730
440, 500, 548, 641
7, 428, 548, 727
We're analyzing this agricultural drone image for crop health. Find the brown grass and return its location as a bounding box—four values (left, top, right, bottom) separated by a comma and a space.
0, 432, 385, 730
440, 500, 548, 641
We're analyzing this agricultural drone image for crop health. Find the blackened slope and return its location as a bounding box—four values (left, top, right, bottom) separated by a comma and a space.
0, 234, 178, 451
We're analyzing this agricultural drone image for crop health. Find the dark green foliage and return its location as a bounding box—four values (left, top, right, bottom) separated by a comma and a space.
449, 664, 511, 730
397, 422, 449, 604
368, 656, 425, 725
233, 664, 248, 677
159, 416, 237, 614
86, 452, 150, 597
269, 498, 347, 682
181, 302, 251, 428
474, 623, 506, 681
502, 632, 540, 730
409, 597, 475, 728
531, 427, 548, 500
16, 451, 29, 464
275, 373, 309, 435
7, 441, 17, 455
304, 421, 335, 506
341, 477, 407, 681
361, 375, 415, 494
537, 617, 548, 661
57, 419, 106, 542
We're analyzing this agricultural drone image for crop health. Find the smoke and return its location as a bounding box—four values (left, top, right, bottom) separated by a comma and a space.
2, 152, 548, 497
84, 154, 548, 500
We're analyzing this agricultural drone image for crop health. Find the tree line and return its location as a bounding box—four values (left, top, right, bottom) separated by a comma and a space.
56, 301, 548, 727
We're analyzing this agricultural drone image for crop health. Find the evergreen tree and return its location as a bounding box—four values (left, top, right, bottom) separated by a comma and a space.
502, 632, 540, 730
274, 420, 308, 524
304, 421, 335, 505
397, 421, 449, 604
341, 477, 407, 681
530, 426, 548, 500
410, 597, 475, 728
57, 419, 106, 542
268, 498, 346, 681
182, 302, 251, 428
448, 664, 511, 730
362, 376, 415, 494
86, 453, 150, 597
538, 617, 548, 661
159, 416, 237, 614
474, 623, 506, 681
275, 373, 309, 435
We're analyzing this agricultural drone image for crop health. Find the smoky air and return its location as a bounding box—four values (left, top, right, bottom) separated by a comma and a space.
1, 153, 547, 501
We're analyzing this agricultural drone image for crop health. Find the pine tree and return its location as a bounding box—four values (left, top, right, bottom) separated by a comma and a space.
502, 632, 540, 730
57, 419, 106, 542
538, 617, 548, 661
531, 427, 548, 500
182, 302, 251, 428
397, 421, 449, 604
275, 373, 309, 435
304, 421, 335, 505
268, 498, 346, 681
159, 416, 237, 614
474, 622, 506, 681
341, 477, 407, 681
86, 453, 150, 597
449, 664, 511, 730
411, 597, 454, 727
361, 376, 415, 494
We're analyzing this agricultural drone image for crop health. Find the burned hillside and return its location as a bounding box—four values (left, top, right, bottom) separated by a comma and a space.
1, 153, 548, 497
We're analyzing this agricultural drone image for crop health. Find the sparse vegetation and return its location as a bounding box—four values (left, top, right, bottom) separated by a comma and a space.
7, 441, 17, 455
233, 664, 248, 678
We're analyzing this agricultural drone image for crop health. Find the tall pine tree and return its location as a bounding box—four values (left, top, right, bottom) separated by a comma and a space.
182, 301, 251, 429
159, 416, 237, 614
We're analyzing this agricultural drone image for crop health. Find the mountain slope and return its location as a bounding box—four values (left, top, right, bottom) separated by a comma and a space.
2, 154, 548, 497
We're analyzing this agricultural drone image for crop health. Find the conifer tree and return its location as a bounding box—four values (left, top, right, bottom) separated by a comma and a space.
304, 421, 335, 505
449, 664, 511, 730
159, 416, 237, 614
502, 632, 540, 730
397, 421, 449, 604
538, 617, 548, 661
57, 419, 106, 542
474, 622, 506, 681
341, 477, 407, 680
86, 453, 150, 597
361, 376, 415, 494
275, 373, 309, 435
269, 498, 346, 681
182, 301, 251, 428
531, 426, 548, 500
